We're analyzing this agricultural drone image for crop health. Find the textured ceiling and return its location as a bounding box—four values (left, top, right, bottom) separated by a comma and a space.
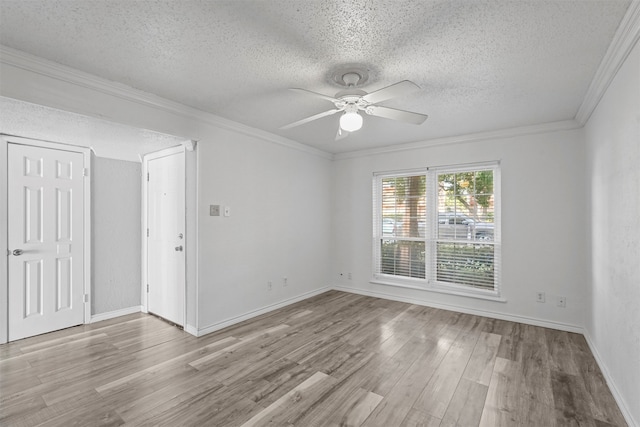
0, 0, 631, 154
0, 97, 185, 162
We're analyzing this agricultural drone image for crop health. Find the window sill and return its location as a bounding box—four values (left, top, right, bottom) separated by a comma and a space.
370, 278, 507, 302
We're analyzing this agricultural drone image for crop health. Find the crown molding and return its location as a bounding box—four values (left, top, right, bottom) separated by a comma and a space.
333, 119, 581, 160
575, 0, 640, 125
0, 45, 333, 160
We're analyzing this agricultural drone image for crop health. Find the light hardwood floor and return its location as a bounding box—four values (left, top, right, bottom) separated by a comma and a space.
0, 291, 627, 426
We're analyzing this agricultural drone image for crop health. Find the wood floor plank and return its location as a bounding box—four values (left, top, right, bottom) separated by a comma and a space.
350, 334, 435, 396
17, 333, 111, 366
327, 388, 383, 427
121, 377, 227, 426
296, 381, 383, 427
240, 371, 338, 427
7, 389, 117, 427
567, 333, 628, 426
463, 331, 501, 386
551, 370, 597, 427
112, 323, 186, 352
27, 341, 120, 379
293, 340, 375, 382
546, 328, 580, 375
413, 315, 483, 418
189, 328, 302, 384
18, 329, 110, 354
0, 291, 628, 427
495, 321, 525, 362
131, 383, 261, 427
478, 357, 523, 426
519, 325, 556, 426
2, 314, 144, 355
98, 362, 199, 413
0, 395, 46, 426
338, 307, 389, 345
189, 325, 288, 370
0, 363, 41, 396
96, 335, 237, 394
361, 331, 457, 427
147, 390, 258, 427
37, 329, 199, 384
247, 361, 317, 408
111, 367, 228, 422
400, 408, 442, 427
440, 378, 488, 427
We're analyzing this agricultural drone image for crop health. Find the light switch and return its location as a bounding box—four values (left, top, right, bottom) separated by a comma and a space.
210, 205, 220, 216
223, 206, 231, 217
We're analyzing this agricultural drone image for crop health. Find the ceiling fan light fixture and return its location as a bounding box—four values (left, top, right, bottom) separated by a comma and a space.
340, 111, 363, 132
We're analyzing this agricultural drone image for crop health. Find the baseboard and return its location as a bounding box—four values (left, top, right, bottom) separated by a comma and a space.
184, 324, 198, 337
333, 285, 584, 334
194, 287, 332, 337
90, 305, 142, 323
583, 331, 638, 427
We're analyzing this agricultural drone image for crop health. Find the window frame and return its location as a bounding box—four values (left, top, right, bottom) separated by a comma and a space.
372, 162, 502, 301
372, 168, 428, 284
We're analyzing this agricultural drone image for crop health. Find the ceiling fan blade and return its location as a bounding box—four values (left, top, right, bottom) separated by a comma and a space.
335, 126, 349, 141
290, 88, 339, 103
280, 108, 342, 130
362, 80, 420, 104
366, 105, 428, 125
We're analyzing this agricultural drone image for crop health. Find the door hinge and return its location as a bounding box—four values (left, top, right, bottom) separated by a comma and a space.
83, 168, 89, 177
147, 172, 149, 181
84, 293, 89, 303
147, 228, 149, 237
146, 284, 149, 293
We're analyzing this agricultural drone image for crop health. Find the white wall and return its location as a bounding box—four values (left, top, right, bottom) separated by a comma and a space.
0, 59, 334, 335
197, 128, 333, 330
332, 128, 588, 331
92, 157, 142, 315
584, 39, 640, 426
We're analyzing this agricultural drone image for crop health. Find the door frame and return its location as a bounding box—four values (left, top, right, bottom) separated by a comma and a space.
141, 144, 191, 329
1, 135, 91, 344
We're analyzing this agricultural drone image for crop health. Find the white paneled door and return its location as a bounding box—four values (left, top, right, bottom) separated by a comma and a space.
146, 150, 185, 326
8, 143, 85, 341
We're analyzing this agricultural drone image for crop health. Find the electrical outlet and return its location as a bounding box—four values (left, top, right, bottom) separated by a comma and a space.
558, 296, 566, 308
267, 281, 272, 291
283, 277, 288, 286
209, 205, 220, 216
348, 272, 352, 280
536, 292, 545, 303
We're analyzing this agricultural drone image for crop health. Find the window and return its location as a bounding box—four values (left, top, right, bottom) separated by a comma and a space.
377, 172, 427, 279
373, 162, 501, 298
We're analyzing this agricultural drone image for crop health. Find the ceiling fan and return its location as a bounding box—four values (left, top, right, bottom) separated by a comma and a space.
281, 71, 428, 140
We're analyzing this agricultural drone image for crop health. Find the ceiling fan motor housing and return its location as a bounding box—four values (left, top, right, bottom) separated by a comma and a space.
330, 65, 371, 88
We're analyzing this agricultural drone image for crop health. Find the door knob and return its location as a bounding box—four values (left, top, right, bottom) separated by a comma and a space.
175, 246, 183, 252
12, 249, 23, 256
